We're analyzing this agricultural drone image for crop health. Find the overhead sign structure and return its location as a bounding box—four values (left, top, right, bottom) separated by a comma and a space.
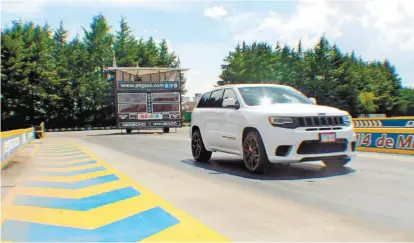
109, 67, 188, 131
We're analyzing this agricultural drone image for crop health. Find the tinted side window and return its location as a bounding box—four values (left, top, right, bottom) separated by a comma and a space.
207, 89, 224, 108
222, 89, 238, 102
197, 92, 211, 108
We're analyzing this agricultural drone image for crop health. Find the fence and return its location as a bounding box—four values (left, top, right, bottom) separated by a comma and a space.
1, 123, 43, 169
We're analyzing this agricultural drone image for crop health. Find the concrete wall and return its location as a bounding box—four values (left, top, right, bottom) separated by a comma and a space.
1, 127, 36, 169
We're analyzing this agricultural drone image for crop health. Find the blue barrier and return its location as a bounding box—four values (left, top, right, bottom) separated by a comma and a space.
354, 128, 414, 155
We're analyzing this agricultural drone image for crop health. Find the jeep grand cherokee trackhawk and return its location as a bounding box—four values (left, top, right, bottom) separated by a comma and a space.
190, 84, 357, 173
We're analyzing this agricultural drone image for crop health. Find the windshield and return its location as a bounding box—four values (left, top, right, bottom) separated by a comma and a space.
238, 86, 313, 106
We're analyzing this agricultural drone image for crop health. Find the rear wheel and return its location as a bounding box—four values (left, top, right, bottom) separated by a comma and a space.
323, 158, 351, 168
163, 127, 170, 133
243, 130, 270, 174
191, 129, 212, 162
126, 129, 132, 134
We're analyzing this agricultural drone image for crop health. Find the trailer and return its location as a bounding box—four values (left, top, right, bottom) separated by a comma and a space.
106, 67, 188, 134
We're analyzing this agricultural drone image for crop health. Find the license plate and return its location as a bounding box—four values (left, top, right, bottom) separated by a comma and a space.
320, 132, 336, 143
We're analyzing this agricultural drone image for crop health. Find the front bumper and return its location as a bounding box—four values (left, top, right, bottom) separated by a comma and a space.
259, 126, 357, 164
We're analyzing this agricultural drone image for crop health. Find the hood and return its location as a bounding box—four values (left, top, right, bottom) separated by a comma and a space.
247, 103, 348, 116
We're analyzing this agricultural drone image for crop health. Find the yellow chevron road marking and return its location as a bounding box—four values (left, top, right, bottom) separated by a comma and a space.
11, 180, 128, 198
141, 219, 227, 242
1, 195, 154, 229
35, 154, 87, 160
74, 142, 229, 242
1, 140, 229, 242
26, 170, 112, 182
39, 145, 76, 149
36, 163, 102, 172
36, 158, 95, 165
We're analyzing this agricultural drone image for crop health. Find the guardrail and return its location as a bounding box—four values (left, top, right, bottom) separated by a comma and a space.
353, 117, 414, 155
1, 126, 37, 169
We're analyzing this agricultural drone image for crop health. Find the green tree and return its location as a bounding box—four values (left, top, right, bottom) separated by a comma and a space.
114, 16, 137, 67
157, 39, 175, 67
219, 35, 406, 117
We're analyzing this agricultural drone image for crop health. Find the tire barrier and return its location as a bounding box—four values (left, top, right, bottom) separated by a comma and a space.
1, 127, 36, 169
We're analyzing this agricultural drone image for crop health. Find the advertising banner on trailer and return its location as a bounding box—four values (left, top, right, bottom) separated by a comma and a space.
116, 81, 182, 129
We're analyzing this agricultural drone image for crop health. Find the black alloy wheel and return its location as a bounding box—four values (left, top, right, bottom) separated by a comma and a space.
243, 131, 269, 173
191, 129, 212, 162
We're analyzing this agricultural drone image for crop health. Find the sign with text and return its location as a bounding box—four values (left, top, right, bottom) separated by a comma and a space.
356, 131, 414, 152
353, 117, 414, 128
1, 129, 35, 168
116, 80, 182, 129
117, 81, 180, 92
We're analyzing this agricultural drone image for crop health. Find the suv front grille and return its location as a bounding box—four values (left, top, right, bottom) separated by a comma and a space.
295, 116, 344, 127
297, 139, 348, 154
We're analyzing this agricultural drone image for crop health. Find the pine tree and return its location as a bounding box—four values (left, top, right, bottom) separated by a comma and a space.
157, 39, 175, 67
114, 16, 137, 67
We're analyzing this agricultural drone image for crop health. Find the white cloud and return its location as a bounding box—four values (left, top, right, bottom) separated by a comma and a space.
214, 0, 414, 87
204, 6, 228, 19
1, 0, 47, 16
173, 42, 229, 97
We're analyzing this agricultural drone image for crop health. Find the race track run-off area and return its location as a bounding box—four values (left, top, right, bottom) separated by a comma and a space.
1, 128, 414, 242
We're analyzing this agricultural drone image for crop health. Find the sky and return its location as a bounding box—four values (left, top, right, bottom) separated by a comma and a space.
1, 0, 414, 98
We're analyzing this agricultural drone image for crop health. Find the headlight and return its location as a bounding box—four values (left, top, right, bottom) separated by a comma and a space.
343, 115, 352, 127
268, 117, 294, 125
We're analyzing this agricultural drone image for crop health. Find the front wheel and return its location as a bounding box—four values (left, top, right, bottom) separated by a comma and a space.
163, 127, 170, 133
126, 129, 132, 134
323, 158, 351, 168
191, 129, 212, 162
243, 131, 270, 174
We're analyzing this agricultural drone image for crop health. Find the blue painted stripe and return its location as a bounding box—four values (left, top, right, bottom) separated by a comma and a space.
37, 160, 97, 168
23, 174, 119, 189
13, 187, 140, 211
38, 150, 81, 154
38, 152, 86, 157
41, 156, 91, 162
58, 152, 87, 157
1, 206, 179, 242
35, 166, 106, 176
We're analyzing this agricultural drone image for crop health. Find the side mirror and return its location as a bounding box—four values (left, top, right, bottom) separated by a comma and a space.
309, 97, 317, 104
223, 98, 240, 109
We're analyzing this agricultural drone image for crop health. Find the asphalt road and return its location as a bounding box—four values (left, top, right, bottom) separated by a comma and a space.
47, 128, 414, 241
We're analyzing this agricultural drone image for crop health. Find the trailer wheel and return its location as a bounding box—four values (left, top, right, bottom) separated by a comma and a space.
163, 127, 170, 133
126, 129, 132, 134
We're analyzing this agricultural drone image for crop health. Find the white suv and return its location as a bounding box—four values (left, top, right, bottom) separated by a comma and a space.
190, 84, 357, 173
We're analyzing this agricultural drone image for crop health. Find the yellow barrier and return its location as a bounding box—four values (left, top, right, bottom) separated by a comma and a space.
1, 122, 44, 169
1, 127, 36, 169
1, 128, 34, 139
354, 127, 414, 155
35, 122, 45, 139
